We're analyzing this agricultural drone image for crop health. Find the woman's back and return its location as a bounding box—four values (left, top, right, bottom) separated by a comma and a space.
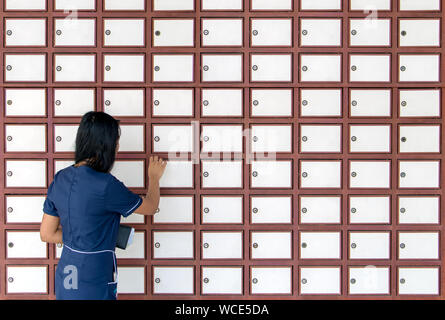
44, 164, 141, 252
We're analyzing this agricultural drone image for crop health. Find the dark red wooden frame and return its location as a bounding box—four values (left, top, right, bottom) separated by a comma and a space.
0, 0, 443, 300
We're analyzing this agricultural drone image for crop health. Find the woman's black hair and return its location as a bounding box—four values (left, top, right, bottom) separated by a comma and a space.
74, 111, 121, 173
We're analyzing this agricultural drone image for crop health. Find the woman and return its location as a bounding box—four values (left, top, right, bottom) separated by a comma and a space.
40, 111, 166, 300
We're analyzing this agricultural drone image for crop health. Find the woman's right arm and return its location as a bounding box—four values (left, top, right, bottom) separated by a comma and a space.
134, 156, 166, 216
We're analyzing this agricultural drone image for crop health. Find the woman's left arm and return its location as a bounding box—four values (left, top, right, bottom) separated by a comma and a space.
40, 213, 63, 244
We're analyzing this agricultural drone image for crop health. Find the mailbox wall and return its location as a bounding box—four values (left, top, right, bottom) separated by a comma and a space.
0, 0, 444, 299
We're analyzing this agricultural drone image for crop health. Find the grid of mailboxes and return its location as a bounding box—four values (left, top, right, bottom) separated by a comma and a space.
1, 0, 443, 298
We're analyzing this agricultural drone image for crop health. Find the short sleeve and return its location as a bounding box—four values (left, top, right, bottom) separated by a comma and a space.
43, 180, 59, 217
105, 175, 143, 217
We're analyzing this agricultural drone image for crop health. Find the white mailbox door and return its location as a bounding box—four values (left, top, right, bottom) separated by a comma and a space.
349, 232, 390, 259
251, 125, 292, 153
398, 232, 439, 259
300, 161, 341, 188
349, 125, 391, 153
54, 18, 95, 47
105, 0, 145, 10
153, 19, 194, 47
153, 89, 194, 117
202, 89, 243, 117
350, 55, 390, 82
201, 125, 243, 152
251, 89, 293, 117
202, 267, 243, 295
349, 161, 390, 189
251, 267, 292, 294
153, 54, 194, 82
202, 54, 243, 82
104, 19, 145, 47
251, 232, 292, 259
300, 267, 341, 295
5, 124, 46, 152
349, 18, 390, 47
399, 125, 440, 153
6, 0, 46, 10
153, 0, 194, 10
6, 160, 46, 188
117, 267, 145, 294
118, 125, 145, 152
153, 231, 194, 259
251, 19, 292, 47
104, 54, 144, 82
251, 0, 292, 10
55, 0, 95, 10
54, 54, 95, 82
300, 55, 341, 82
7, 231, 47, 258
54, 160, 74, 174
300, 19, 341, 47
5, 18, 46, 46
398, 196, 439, 224
300, 232, 341, 259
159, 160, 194, 188
202, 232, 243, 259
54, 89, 95, 117
350, 89, 391, 117
251, 196, 292, 224
5, 88, 46, 117
349, 196, 390, 224
202, 18, 243, 47
6, 195, 45, 223
350, 0, 391, 10
251, 160, 292, 188
349, 267, 390, 295
398, 267, 439, 295
399, 0, 440, 11
54, 125, 78, 152
7, 266, 47, 294
153, 196, 194, 224
201, 0, 242, 10
399, 161, 439, 188
300, 89, 342, 117
251, 54, 292, 82
399, 89, 441, 117
399, 54, 440, 82
300, 125, 341, 153
201, 160, 243, 188
300, 196, 341, 224
115, 232, 145, 259
104, 89, 144, 117
110, 160, 144, 188
152, 125, 194, 153
152, 266, 194, 294
5, 54, 46, 82
202, 196, 243, 224
399, 19, 440, 47
300, 0, 341, 10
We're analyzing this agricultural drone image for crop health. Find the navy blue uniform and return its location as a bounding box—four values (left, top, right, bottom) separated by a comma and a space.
43, 164, 142, 300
